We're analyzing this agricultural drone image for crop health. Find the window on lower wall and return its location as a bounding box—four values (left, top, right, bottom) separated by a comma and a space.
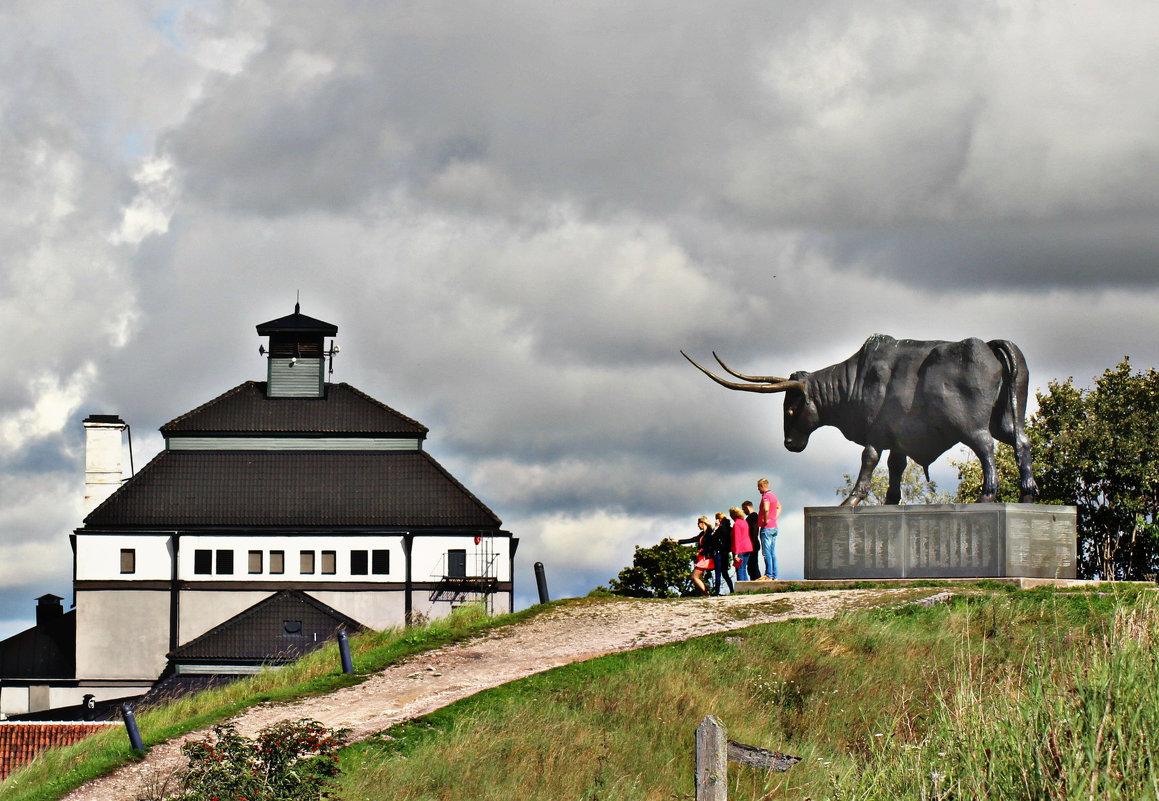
194, 549, 212, 575
120, 549, 135, 574
321, 550, 336, 575
248, 550, 263, 574
372, 549, 389, 574
351, 550, 368, 575
216, 549, 234, 575
300, 550, 315, 574
270, 550, 285, 574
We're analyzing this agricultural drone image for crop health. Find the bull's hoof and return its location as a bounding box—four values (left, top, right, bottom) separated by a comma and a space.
1019, 493, 1037, 503
977, 493, 997, 503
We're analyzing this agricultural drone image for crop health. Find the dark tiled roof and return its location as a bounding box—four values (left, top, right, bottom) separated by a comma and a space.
0, 723, 113, 778
0, 611, 75, 679
161, 382, 427, 436
83, 450, 501, 527
169, 590, 364, 663
256, 308, 337, 335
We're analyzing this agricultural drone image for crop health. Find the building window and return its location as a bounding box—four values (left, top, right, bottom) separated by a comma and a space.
216, 549, 234, 575
270, 550, 285, 574
120, 549, 136, 574
321, 550, 336, 575
351, 550, 368, 575
448, 549, 467, 578
194, 549, 212, 575
300, 550, 315, 575
248, 550, 263, 574
372, 549, 390, 575
283, 620, 302, 636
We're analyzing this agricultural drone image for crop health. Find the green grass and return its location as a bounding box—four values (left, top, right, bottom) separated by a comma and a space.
0, 601, 551, 801
338, 587, 1159, 800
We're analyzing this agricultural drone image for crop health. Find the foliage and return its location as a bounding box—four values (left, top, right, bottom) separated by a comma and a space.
953, 358, 1159, 579
950, 442, 1024, 503
603, 538, 697, 598
836, 458, 951, 504
170, 719, 348, 801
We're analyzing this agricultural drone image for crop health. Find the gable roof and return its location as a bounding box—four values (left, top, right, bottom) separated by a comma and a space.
161, 381, 427, 437
83, 449, 501, 528
0, 611, 75, 679
168, 590, 365, 664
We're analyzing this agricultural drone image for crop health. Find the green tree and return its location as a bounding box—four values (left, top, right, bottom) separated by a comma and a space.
952, 358, 1159, 579
836, 459, 951, 505
604, 539, 697, 598
950, 442, 1024, 503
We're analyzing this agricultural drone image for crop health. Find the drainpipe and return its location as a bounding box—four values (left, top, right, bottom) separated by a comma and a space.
169, 533, 180, 652
402, 533, 413, 625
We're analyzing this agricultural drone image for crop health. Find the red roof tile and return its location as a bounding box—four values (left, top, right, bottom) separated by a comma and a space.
0, 723, 114, 778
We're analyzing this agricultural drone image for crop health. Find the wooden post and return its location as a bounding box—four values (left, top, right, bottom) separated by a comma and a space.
696, 715, 728, 801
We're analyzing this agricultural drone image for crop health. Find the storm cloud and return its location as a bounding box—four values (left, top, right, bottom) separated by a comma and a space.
3, 0, 1158, 633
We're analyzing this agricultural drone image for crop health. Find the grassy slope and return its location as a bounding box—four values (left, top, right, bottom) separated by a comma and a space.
339, 587, 1159, 801
0, 601, 551, 801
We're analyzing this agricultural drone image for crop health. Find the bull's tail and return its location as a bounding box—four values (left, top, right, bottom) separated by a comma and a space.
988, 339, 1038, 501
989, 340, 1022, 441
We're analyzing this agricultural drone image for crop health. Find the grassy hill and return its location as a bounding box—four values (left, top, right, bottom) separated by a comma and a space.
4, 586, 1156, 800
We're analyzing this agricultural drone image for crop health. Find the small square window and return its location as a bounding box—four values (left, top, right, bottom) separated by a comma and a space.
120, 549, 136, 574
321, 550, 336, 575
351, 550, 368, 575
371, 549, 389, 575
194, 549, 212, 575
300, 550, 315, 575
216, 549, 234, 575
270, 551, 285, 575
248, 550, 263, 574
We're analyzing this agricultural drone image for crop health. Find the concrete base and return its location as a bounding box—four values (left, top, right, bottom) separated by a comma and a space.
803, 504, 1077, 581
735, 577, 1112, 593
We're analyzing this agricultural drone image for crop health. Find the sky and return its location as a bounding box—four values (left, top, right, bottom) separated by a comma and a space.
3, 1, 1159, 637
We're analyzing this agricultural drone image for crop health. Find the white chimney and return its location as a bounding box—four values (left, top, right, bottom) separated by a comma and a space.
83, 415, 127, 516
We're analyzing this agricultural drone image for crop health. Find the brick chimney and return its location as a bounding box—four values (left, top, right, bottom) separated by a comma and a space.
83, 415, 127, 516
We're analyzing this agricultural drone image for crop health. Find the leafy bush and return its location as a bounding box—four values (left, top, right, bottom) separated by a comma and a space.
171, 719, 349, 801
603, 539, 697, 598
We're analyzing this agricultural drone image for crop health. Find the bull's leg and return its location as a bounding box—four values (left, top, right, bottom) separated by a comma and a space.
1015, 430, 1038, 502
884, 450, 908, 505
841, 445, 881, 506
966, 433, 999, 502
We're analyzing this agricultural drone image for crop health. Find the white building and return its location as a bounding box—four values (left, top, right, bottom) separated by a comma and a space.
0, 305, 516, 716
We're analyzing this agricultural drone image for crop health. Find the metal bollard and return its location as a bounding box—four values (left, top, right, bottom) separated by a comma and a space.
534, 561, 550, 604
121, 703, 145, 752
337, 629, 354, 674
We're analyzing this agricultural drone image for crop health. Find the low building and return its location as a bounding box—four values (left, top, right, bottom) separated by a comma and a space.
0, 304, 517, 717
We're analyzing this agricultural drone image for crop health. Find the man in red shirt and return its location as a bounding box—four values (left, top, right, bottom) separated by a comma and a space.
756, 477, 782, 580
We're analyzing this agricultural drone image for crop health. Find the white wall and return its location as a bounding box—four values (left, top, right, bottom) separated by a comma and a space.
74, 589, 170, 680
74, 533, 173, 581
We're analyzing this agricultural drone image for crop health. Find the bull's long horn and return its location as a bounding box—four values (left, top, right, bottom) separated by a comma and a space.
712, 352, 789, 384
680, 351, 804, 393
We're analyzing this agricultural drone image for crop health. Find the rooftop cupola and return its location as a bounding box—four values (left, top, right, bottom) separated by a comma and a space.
256, 303, 339, 398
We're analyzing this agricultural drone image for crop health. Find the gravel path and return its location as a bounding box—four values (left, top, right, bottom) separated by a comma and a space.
61, 589, 924, 800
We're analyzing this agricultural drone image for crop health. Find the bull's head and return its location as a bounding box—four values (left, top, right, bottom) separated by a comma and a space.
680, 351, 818, 452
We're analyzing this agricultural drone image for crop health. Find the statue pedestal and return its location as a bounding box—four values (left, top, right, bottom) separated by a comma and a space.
803, 504, 1076, 580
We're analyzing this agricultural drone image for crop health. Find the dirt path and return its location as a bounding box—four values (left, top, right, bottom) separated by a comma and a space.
62, 589, 926, 800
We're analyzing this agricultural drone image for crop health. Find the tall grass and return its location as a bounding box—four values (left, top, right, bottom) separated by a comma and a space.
338, 588, 1157, 800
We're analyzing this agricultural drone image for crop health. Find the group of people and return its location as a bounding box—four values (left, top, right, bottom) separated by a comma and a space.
671, 478, 782, 595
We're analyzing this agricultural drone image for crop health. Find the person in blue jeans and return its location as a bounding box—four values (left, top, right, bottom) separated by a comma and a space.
756, 477, 782, 580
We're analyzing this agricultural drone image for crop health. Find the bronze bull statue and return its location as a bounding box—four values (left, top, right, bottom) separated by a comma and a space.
682, 334, 1037, 505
